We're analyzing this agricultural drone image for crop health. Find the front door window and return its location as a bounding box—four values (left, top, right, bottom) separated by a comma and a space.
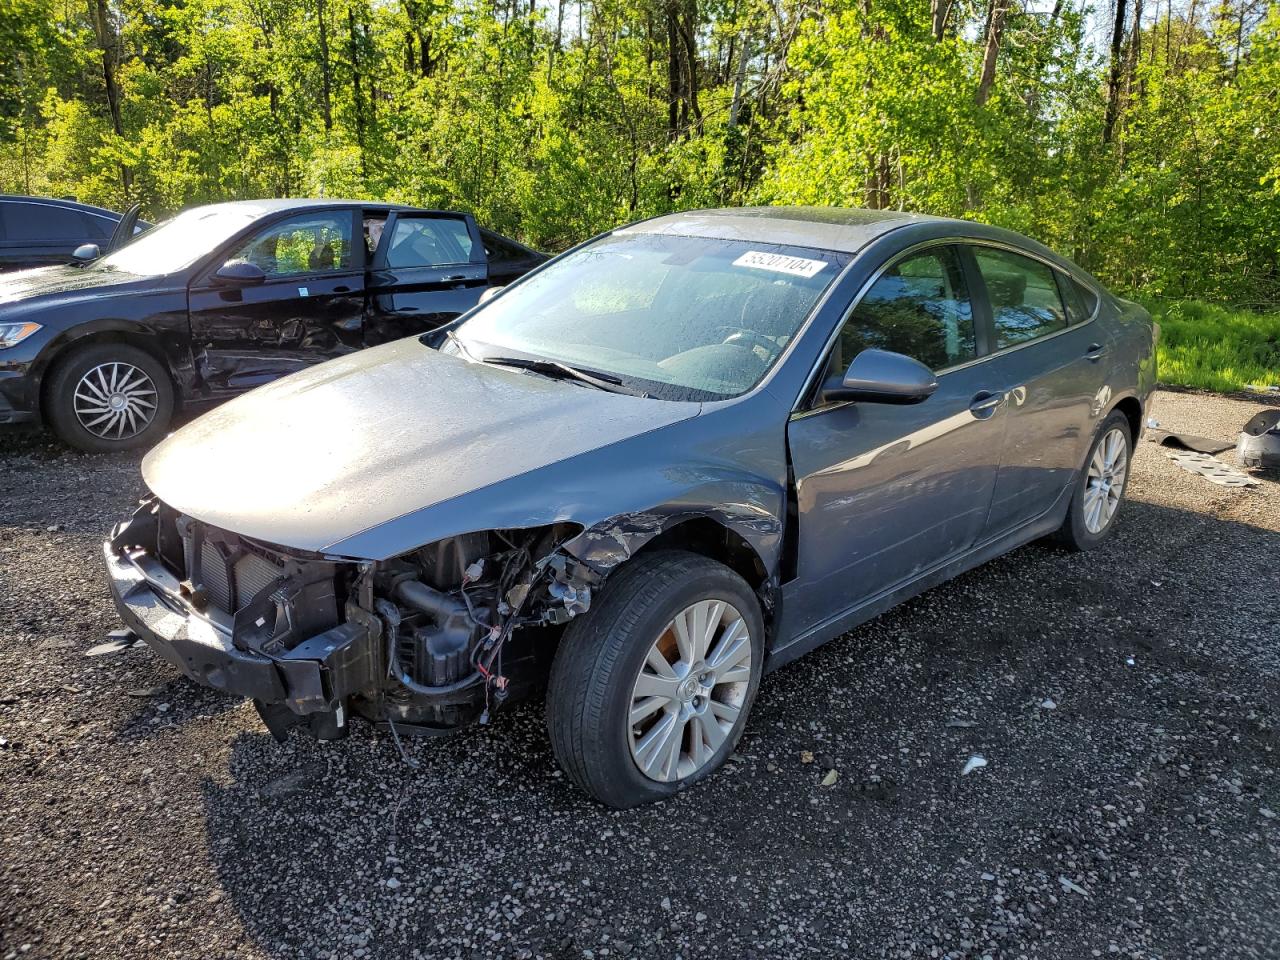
230, 213, 354, 278
838, 246, 976, 373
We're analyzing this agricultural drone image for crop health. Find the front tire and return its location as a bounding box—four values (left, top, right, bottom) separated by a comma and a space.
546, 550, 764, 808
44, 342, 175, 453
1052, 410, 1132, 551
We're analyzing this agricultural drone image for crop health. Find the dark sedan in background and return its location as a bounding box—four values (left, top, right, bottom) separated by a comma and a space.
0, 195, 149, 271
0, 199, 545, 451
103, 206, 1158, 808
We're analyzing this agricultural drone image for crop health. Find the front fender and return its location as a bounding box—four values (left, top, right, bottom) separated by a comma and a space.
323, 395, 792, 566
559, 475, 785, 577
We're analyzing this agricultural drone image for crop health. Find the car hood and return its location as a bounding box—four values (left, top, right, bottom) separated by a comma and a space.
0, 264, 154, 312
142, 339, 703, 555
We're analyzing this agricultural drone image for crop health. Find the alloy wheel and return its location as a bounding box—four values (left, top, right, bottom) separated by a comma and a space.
1083, 426, 1129, 534
628, 598, 753, 783
73, 362, 159, 441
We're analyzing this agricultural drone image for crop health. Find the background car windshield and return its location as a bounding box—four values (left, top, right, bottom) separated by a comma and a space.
455, 233, 847, 400
95, 207, 258, 276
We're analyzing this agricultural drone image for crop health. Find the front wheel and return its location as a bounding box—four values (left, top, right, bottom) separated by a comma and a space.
1052, 410, 1133, 550
44, 342, 175, 453
546, 550, 764, 808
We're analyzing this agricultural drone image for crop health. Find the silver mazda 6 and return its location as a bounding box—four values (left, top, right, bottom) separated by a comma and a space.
104, 207, 1157, 807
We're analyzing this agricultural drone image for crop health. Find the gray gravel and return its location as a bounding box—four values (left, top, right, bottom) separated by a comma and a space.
2, 389, 1278, 960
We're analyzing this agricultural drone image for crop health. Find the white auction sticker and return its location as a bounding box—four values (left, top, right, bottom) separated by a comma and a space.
732, 250, 828, 278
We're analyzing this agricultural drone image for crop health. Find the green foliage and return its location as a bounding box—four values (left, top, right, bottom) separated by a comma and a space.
1146, 299, 1280, 392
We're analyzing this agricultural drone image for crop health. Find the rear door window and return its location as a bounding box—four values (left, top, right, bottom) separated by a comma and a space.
972, 247, 1069, 348
384, 217, 474, 268
838, 245, 977, 371
1, 203, 93, 242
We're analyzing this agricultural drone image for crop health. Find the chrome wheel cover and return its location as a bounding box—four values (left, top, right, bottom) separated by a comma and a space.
1084, 426, 1129, 534
628, 598, 753, 783
73, 362, 158, 441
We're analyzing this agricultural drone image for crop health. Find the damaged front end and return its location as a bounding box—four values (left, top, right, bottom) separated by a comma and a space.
104, 498, 597, 742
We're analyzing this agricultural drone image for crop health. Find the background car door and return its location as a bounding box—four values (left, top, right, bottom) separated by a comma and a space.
365, 212, 489, 344
780, 245, 1007, 643
965, 244, 1111, 538
479, 228, 547, 286
187, 208, 365, 394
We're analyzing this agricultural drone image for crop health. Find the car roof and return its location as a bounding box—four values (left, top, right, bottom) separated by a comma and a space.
621, 206, 927, 254
179, 198, 467, 218
621, 205, 1063, 262
0, 194, 130, 221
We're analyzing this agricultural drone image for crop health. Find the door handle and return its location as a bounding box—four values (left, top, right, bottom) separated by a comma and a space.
1085, 343, 1108, 361
969, 390, 1005, 419
333, 285, 351, 293
442, 274, 466, 281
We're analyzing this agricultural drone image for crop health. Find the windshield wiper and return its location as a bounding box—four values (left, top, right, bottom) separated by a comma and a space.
480, 355, 649, 398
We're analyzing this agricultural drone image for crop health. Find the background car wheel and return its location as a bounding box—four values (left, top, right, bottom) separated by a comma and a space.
1052, 410, 1133, 551
546, 550, 765, 809
45, 342, 175, 453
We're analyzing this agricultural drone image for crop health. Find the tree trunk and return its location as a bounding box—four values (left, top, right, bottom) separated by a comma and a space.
666, 3, 682, 140
348, 8, 366, 176
1103, 0, 1129, 143
1125, 0, 1143, 99
677, 0, 702, 129
974, 0, 1010, 106
318, 0, 333, 132
727, 31, 748, 132
89, 0, 130, 193
930, 0, 954, 41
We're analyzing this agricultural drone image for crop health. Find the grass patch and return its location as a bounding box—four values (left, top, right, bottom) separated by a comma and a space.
1143, 299, 1280, 393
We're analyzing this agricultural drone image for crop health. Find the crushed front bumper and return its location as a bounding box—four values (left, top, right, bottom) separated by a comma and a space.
103, 512, 379, 724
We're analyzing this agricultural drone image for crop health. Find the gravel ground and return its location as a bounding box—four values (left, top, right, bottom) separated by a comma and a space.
2, 389, 1278, 960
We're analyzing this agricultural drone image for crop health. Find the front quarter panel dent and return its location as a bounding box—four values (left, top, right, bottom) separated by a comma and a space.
562, 502, 783, 578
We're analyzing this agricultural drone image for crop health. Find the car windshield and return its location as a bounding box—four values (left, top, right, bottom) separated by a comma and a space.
452, 232, 848, 401
94, 206, 259, 276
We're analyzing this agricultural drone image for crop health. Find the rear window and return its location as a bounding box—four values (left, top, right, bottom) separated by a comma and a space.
1070, 278, 1099, 319
1, 203, 95, 242
972, 246, 1069, 349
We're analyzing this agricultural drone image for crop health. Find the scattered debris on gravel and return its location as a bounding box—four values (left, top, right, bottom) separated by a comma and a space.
2, 390, 1278, 959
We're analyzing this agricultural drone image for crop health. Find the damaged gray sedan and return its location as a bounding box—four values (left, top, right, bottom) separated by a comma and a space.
104, 207, 1158, 807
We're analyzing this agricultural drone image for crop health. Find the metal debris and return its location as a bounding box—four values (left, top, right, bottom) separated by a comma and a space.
1161, 448, 1260, 487
1059, 876, 1090, 896
84, 629, 142, 657
820, 769, 839, 787
1146, 430, 1234, 455
961, 755, 988, 776
258, 762, 326, 799
1237, 409, 1280, 470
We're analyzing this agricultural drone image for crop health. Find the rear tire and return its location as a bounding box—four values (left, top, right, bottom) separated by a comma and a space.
1052, 410, 1132, 551
546, 550, 764, 808
44, 342, 174, 453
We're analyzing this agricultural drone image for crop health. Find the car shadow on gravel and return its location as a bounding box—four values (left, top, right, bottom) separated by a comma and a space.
179, 500, 1279, 959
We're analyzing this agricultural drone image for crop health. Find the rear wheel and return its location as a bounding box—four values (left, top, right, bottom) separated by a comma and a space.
45, 342, 174, 453
1052, 410, 1132, 550
546, 550, 764, 808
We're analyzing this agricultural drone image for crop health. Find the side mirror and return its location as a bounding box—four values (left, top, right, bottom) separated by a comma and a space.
822, 348, 938, 405
213, 260, 266, 286
72, 243, 101, 262
479, 285, 505, 305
